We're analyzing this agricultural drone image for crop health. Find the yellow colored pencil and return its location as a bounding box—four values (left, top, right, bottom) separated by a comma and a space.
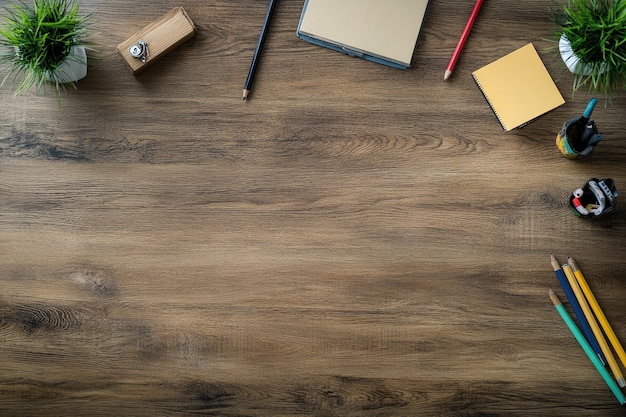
562, 264, 626, 387
569, 257, 626, 370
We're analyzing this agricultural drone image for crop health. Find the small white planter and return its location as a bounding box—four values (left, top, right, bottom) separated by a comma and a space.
48, 45, 88, 83
559, 34, 605, 76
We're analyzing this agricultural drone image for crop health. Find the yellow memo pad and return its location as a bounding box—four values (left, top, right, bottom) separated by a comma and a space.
297, 0, 429, 69
472, 43, 565, 131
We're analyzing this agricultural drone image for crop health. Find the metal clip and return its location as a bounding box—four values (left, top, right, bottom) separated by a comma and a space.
129, 39, 149, 63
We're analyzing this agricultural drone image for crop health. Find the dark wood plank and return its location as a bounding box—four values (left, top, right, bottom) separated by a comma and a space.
2, 0, 626, 415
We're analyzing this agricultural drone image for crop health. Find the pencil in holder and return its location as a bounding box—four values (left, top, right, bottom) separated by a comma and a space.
569, 178, 618, 218
556, 98, 602, 159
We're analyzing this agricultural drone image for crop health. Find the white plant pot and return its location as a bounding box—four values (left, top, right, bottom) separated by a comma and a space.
559, 34, 605, 76
48, 45, 88, 83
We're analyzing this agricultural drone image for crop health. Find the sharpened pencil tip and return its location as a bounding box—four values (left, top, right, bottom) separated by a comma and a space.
443, 70, 452, 81
548, 289, 561, 307
550, 255, 561, 272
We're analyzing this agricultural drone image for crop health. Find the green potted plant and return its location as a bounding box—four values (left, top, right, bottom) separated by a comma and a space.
0, 0, 90, 98
551, 0, 626, 98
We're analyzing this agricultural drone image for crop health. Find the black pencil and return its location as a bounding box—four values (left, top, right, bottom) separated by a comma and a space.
243, 0, 277, 100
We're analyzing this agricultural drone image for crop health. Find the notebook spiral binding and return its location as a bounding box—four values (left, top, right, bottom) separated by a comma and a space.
472, 73, 508, 131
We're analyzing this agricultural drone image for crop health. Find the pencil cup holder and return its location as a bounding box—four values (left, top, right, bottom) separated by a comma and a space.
556, 101, 602, 159
569, 178, 618, 218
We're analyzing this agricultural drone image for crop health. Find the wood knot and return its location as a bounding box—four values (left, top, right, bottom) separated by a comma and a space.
12, 304, 83, 333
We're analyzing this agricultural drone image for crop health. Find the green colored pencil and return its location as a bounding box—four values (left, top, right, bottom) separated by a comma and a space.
549, 289, 626, 405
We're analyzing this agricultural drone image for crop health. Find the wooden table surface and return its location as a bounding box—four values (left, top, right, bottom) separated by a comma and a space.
2, 0, 626, 415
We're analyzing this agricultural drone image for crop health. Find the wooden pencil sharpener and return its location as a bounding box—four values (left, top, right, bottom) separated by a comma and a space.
117, 7, 196, 75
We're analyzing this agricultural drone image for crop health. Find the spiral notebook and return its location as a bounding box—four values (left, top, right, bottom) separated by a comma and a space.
472, 43, 565, 131
297, 0, 430, 69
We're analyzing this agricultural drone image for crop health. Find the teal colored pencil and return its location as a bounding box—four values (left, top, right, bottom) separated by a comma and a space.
549, 290, 626, 405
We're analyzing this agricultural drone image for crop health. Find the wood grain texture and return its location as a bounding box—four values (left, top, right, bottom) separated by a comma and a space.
2, 0, 626, 415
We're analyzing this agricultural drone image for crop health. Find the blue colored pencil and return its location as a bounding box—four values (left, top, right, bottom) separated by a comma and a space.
550, 255, 606, 365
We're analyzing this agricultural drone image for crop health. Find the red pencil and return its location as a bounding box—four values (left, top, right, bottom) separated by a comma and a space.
444, 0, 484, 81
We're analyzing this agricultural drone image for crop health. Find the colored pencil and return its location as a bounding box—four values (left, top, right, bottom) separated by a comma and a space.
550, 255, 606, 365
569, 256, 626, 370
562, 264, 626, 387
549, 290, 626, 405
243, 0, 277, 100
444, 0, 484, 81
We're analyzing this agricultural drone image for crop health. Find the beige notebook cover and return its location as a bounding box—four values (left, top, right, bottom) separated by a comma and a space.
297, 0, 429, 68
472, 43, 565, 131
